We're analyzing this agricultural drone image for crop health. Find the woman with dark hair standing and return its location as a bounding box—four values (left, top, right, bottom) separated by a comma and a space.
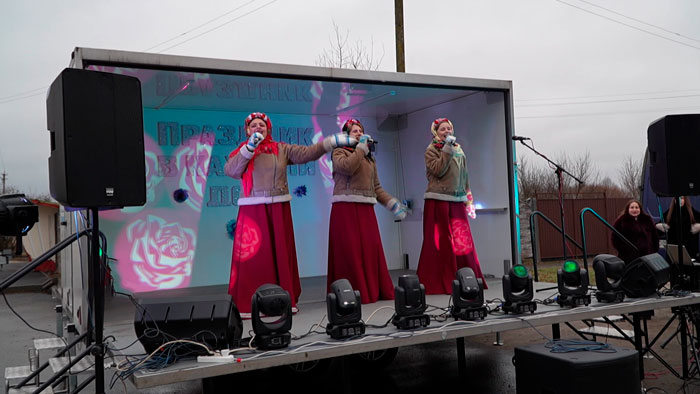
657, 196, 700, 259
416, 117, 487, 294
225, 112, 356, 317
611, 199, 659, 263
326, 119, 407, 304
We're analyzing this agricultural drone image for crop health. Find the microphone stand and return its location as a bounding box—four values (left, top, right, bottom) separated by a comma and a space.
516, 139, 584, 291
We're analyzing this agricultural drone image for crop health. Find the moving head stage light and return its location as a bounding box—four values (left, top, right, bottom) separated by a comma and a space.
393, 275, 430, 329
451, 268, 487, 320
620, 253, 670, 298
251, 284, 292, 350
502, 264, 536, 314
557, 260, 591, 307
0, 194, 39, 255
593, 254, 626, 303
326, 279, 365, 339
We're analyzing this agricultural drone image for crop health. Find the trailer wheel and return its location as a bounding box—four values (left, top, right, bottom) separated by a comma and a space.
352, 347, 398, 370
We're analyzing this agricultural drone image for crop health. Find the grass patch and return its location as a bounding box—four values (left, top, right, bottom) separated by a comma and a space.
522, 258, 597, 285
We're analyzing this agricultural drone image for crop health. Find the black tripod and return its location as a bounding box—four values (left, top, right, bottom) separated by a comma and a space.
516, 138, 584, 291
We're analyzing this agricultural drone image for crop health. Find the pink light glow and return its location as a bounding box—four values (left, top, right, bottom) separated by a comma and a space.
433, 223, 441, 251
232, 215, 262, 262
116, 213, 196, 291
450, 217, 474, 256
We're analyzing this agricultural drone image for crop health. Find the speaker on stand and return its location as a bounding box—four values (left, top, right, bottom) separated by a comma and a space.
46, 68, 146, 393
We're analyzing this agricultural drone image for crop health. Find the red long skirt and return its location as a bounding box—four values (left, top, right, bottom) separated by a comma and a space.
327, 202, 395, 304
416, 199, 487, 295
228, 202, 301, 316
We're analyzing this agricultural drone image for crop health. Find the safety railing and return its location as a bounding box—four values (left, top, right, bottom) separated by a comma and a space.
529, 211, 583, 281
579, 207, 638, 272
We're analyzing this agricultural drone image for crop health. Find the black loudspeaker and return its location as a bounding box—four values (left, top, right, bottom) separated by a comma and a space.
133, 290, 243, 353
47, 68, 146, 208
514, 343, 639, 394
620, 253, 671, 298
647, 114, 700, 196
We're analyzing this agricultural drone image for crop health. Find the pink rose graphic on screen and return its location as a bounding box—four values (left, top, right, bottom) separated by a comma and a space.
121, 215, 196, 290
450, 217, 474, 256
173, 136, 214, 212
232, 217, 262, 262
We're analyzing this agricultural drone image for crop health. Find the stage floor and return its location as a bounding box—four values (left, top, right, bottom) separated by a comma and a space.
96, 271, 700, 389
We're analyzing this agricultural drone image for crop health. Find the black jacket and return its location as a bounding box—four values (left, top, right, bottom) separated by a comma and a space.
612, 213, 659, 263
661, 207, 700, 258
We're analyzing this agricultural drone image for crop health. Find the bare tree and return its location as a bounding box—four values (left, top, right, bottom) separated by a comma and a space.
316, 21, 385, 70
589, 176, 628, 198
518, 151, 603, 200
551, 151, 600, 197
517, 156, 553, 200
0, 184, 19, 196
618, 155, 643, 199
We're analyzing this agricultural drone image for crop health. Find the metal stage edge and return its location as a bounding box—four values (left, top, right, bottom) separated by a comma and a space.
115, 281, 700, 389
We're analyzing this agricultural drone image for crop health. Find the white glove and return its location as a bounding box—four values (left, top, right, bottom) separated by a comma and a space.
656, 223, 670, 231
466, 203, 476, 219
246, 132, 264, 152
692, 223, 700, 234
323, 133, 358, 151
445, 135, 456, 146
388, 199, 408, 221
357, 135, 372, 156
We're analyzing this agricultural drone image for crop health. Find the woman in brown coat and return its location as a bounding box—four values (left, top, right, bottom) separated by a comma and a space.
416, 117, 487, 294
326, 119, 407, 304
225, 112, 355, 317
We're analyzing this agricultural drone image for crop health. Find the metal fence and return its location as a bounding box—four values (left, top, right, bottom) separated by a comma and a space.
532, 195, 631, 260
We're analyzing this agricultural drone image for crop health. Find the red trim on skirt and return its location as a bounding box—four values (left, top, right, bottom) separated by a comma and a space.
327, 202, 395, 304
228, 202, 301, 314
416, 199, 487, 295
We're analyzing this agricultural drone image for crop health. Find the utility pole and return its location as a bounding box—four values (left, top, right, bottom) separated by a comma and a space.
1, 172, 5, 194
394, 0, 405, 72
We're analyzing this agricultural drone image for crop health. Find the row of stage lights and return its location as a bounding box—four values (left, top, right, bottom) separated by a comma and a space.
251, 257, 634, 350
251, 265, 540, 350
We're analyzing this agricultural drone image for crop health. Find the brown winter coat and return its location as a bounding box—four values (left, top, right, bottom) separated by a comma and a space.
225, 141, 328, 205
331, 148, 395, 208
424, 143, 470, 202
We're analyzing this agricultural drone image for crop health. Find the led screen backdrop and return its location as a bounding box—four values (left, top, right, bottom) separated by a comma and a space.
85, 64, 509, 294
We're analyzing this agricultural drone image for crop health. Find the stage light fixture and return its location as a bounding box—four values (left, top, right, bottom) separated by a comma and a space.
0, 194, 39, 255
502, 264, 537, 314
251, 284, 292, 350
557, 260, 591, 307
451, 268, 487, 320
0, 194, 38, 236
593, 254, 626, 303
392, 274, 430, 329
326, 279, 365, 339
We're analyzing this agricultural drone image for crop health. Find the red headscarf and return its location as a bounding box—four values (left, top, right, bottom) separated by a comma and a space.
341, 118, 363, 152
229, 112, 279, 197
430, 117, 459, 150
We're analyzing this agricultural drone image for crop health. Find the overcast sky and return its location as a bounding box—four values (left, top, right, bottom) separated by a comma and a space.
2, 0, 699, 196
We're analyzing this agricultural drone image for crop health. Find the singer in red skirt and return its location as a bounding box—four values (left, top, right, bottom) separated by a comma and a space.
326, 119, 408, 304
416, 117, 487, 294
225, 112, 356, 317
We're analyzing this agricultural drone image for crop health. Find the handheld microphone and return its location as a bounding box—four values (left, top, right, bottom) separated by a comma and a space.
512, 136, 531, 141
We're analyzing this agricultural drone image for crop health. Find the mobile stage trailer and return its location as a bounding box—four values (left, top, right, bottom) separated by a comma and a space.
58, 47, 518, 334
